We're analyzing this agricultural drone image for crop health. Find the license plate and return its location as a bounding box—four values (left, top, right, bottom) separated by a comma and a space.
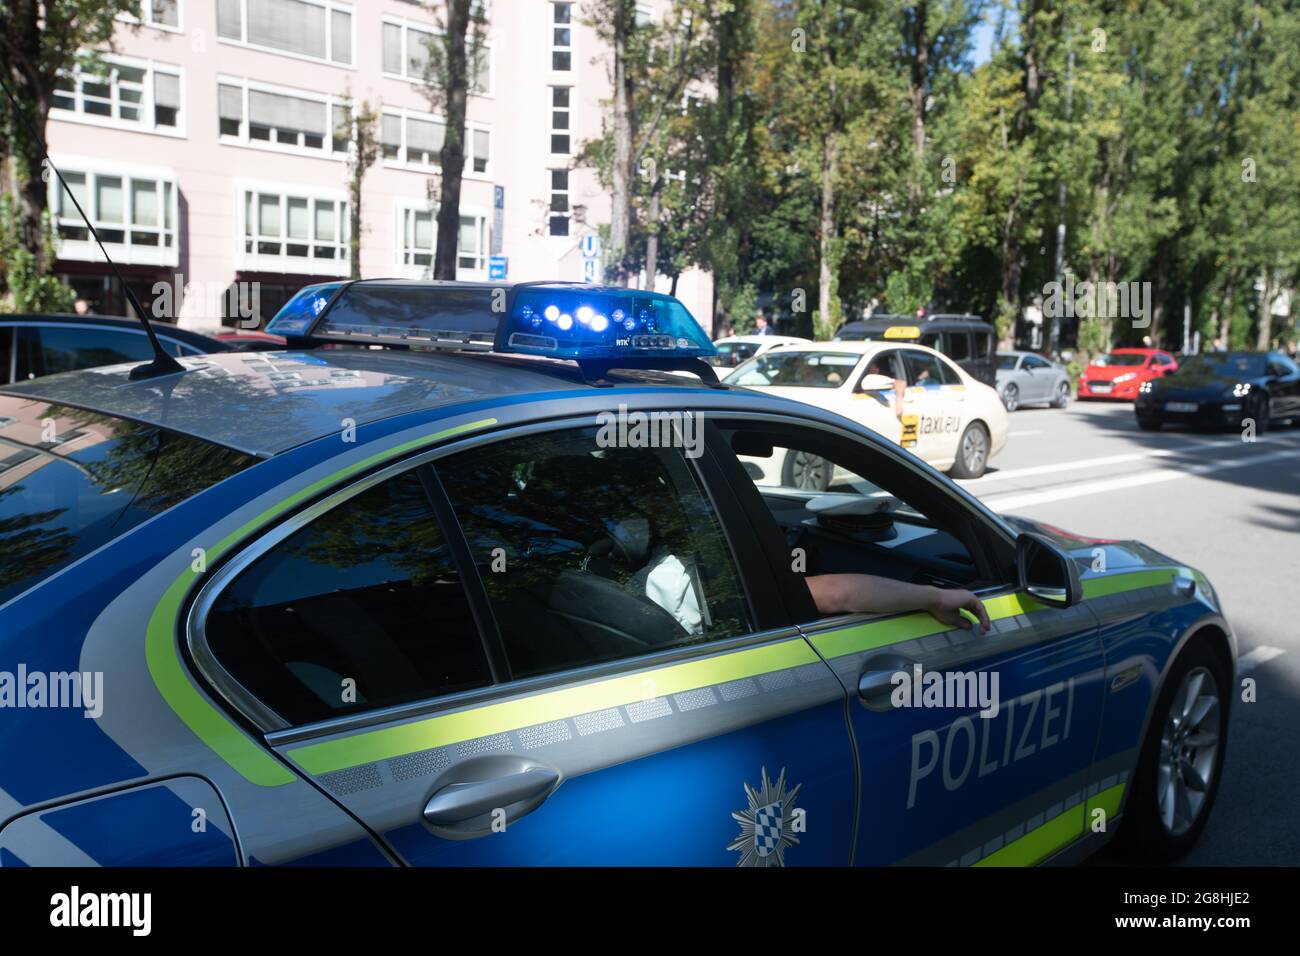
1091, 384, 1112, 394
1165, 401, 1198, 413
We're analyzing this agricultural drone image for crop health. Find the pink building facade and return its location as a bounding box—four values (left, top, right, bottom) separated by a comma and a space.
45, 0, 714, 330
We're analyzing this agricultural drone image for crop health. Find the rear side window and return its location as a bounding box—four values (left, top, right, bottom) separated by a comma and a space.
947, 332, 972, 361
0, 398, 255, 605
204, 471, 492, 725
437, 427, 753, 680
973, 331, 992, 358
32, 326, 156, 377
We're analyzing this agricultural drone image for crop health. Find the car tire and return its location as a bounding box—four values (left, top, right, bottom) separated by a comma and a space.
1001, 384, 1019, 412
948, 421, 990, 479
1052, 381, 1071, 408
1136, 416, 1162, 431
781, 449, 832, 491
1112, 637, 1230, 863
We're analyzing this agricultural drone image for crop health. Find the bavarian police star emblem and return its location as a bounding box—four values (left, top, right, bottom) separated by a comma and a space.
729, 766, 801, 867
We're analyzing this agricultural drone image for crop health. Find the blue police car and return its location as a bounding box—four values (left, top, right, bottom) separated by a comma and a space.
0, 281, 1233, 866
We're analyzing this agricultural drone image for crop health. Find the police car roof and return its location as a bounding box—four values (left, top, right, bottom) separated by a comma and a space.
0, 345, 722, 458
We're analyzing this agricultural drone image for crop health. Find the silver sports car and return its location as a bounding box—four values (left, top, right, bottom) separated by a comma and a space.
996, 351, 1073, 411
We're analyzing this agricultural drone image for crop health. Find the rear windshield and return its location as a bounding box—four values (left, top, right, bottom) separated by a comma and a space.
1177, 354, 1267, 378
0, 397, 256, 605
724, 351, 861, 388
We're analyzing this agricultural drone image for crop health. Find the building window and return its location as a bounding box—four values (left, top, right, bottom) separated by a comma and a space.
122, 0, 182, 29
241, 187, 349, 272
218, 79, 350, 157
396, 203, 488, 277
217, 0, 353, 66
381, 18, 492, 94
52, 58, 182, 134
381, 109, 491, 176
551, 3, 573, 71
549, 86, 571, 155
549, 169, 570, 237
51, 167, 178, 265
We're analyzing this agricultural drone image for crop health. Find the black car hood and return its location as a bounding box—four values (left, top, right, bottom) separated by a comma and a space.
1150, 368, 1262, 400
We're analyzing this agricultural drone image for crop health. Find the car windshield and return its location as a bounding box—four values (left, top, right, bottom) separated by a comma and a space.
1177, 354, 1267, 378
725, 350, 861, 388
1097, 353, 1147, 367
997, 354, 1020, 369
708, 341, 761, 367
0, 397, 255, 605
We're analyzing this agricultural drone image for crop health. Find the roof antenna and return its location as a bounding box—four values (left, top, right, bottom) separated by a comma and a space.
0, 75, 183, 380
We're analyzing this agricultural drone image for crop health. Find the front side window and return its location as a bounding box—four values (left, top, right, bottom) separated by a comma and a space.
721, 419, 990, 597
903, 349, 949, 387
204, 471, 491, 725
437, 428, 752, 679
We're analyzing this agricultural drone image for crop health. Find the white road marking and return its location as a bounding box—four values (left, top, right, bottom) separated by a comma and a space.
981, 445, 1300, 510
966, 435, 1299, 485
1238, 646, 1286, 673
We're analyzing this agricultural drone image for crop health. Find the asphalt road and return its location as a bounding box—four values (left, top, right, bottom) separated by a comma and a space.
956, 398, 1300, 866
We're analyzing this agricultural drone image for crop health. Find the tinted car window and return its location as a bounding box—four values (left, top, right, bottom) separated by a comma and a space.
34, 326, 157, 376
0, 327, 11, 384
996, 354, 1020, 370
972, 331, 992, 358
947, 332, 972, 361
437, 427, 752, 679
1023, 354, 1051, 369
205, 471, 491, 725
0, 398, 255, 606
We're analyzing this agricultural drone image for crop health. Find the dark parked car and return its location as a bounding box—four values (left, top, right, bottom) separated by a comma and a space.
0, 314, 231, 384
835, 313, 996, 387
1134, 351, 1300, 431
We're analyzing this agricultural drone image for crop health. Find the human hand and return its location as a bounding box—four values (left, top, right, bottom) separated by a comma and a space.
927, 587, 990, 632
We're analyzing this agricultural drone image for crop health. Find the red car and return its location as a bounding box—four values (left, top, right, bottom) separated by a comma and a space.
1078, 347, 1178, 400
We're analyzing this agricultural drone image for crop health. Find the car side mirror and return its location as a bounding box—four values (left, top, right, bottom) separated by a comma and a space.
858, 373, 895, 392
1016, 532, 1082, 608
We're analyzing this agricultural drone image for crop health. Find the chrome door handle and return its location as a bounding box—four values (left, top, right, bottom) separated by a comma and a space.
858, 652, 919, 706
424, 767, 560, 826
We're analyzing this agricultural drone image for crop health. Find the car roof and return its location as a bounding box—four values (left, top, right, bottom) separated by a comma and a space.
0, 313, 231, 351
766, 340, 930, 356
0, 346, 726, 458
716, 334, 809, 345
840, 315, 989, 330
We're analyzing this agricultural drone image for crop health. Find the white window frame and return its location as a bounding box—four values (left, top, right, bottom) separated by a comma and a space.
235, 179, 350, 276
380, 106, 493, 180
51, 55, 185, 138
47, 155, 179, 268
217, 0, 356, 70
393, 199, 489, 280
550, 1, 576, 75
548, 167, 571, 237
380, 15, 494, 97
217, 75, 351, 161
548, 84, 572, 157
118, 0, 184, 32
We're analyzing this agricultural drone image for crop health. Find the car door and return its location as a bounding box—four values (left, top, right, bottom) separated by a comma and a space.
1022, 354, 1054, 402
711, 415, 1108, 866
902, 348, 965, 463
199, 420, 857, 866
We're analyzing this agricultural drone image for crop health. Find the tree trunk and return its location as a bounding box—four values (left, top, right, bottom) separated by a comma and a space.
644, 179, 660, 289
433, 0, 472, 280
1218, 274, 1235, 346
910, 1, 929, 167
1255, 273, 1276, 351
818, 135, 839, 326
607, 2, 634, 285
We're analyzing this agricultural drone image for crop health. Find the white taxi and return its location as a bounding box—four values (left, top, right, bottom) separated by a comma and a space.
722, 340, 1008, 480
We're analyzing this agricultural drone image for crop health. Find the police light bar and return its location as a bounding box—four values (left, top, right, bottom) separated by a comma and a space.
500, 284, 714, 360
266, 280, 717, 363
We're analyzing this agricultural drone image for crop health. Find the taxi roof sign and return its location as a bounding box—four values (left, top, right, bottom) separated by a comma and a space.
883, 325, 922, 340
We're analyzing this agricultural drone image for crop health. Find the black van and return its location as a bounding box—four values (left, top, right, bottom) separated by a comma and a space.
834, 313, 997, 387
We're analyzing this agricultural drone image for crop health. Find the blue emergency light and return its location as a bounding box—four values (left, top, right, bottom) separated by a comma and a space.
266, 280, 718, 369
